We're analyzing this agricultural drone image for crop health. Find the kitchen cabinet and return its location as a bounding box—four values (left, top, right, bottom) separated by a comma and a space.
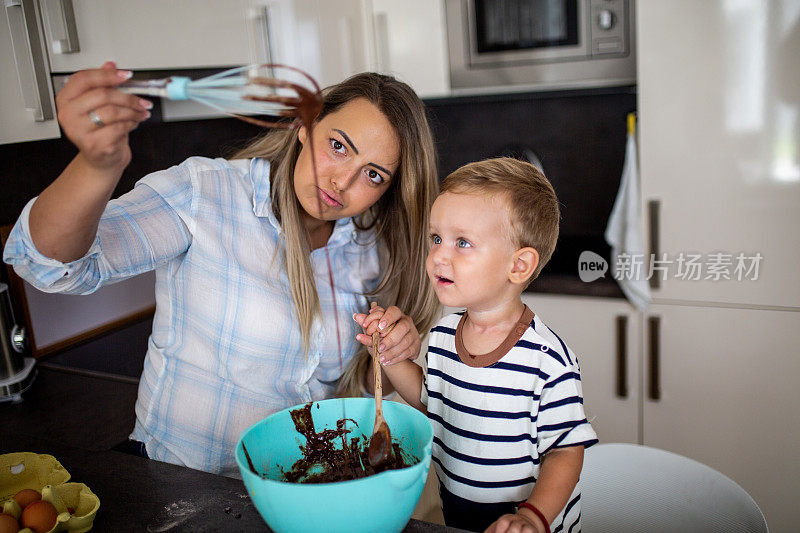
248, 0, 372, 90
41, 0, 251, 72
2, 0, 254, 143
635, 2, 800, 531
2, 0, 453, 143
1, 0, 60, 144
42, 0, 376, 121
250, 0, 450, 97
21, 271, 156, 357
638, 0, 800, 309
369, 0, 450, 98
50, 0, 450, 95
524, 294, 641, 445
528, 294, 800, 532
642, 304, 800, 533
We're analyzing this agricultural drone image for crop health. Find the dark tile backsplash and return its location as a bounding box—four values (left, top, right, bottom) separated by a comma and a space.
0, 116, 263, 227
1, 86, 635, 297
426, 86, 636, 296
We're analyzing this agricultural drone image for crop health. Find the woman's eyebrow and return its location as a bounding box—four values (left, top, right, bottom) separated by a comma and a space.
333, 128, 394, 179
333, 129, 359, 155
369, 163, 394, 179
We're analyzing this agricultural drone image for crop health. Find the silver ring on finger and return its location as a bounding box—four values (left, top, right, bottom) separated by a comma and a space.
88, 109, 105, 128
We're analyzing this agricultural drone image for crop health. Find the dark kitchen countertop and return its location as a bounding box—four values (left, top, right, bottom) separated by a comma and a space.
1, 366, 459, 532
527, 272, 623, 298
4, 365, 139, 451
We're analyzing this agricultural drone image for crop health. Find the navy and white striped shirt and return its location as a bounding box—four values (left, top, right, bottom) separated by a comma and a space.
421, 309, 597, 531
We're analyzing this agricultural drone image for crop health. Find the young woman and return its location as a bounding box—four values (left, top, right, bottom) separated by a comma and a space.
3, 62, 440, 475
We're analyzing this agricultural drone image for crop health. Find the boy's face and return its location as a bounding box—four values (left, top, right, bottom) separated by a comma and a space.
426, 191, 520, 310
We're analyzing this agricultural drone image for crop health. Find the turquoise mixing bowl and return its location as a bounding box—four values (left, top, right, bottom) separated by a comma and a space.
235, 397, 433, 533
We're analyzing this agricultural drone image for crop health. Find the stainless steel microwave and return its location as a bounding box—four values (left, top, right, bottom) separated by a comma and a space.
445, 0, 636, 91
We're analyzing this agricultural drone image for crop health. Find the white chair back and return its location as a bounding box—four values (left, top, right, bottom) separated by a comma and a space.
580, 443, 768, 533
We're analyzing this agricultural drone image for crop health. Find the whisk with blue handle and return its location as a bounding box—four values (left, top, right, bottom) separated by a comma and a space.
119, 64, 322, 129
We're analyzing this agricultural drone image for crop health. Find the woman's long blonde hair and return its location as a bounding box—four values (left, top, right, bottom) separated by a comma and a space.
233, 72, 440, 397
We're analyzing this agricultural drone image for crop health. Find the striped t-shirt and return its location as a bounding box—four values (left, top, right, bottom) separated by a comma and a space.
421, 307, 597, 531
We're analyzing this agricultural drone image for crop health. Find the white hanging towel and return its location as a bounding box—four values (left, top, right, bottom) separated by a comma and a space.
604, 113, 651, 311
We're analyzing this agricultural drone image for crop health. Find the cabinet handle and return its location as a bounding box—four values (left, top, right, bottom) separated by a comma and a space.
648, 199, 661, 289
44, 0, 80, 54
647, 315, 661, 400
372, 12, 390, 72
4, 0, 54, 122
337, 16, 355, 75
615, 315, 628, 398
256, 6, 275, 77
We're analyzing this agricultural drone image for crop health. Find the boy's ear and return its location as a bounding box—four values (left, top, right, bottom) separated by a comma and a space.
509, 247, 539, 285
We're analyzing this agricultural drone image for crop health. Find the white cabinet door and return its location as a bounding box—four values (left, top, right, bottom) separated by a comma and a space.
369, 0, 450, 98
638, 1, 800, 308
1, 0, 60, 144
41, 0, 251, 72
524, 294, 641, 445
251, 0, 371, 90
254, 0, 450, 96
643, 304, 800, 532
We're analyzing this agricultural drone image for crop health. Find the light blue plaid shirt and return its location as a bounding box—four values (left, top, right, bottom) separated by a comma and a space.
3, 157, 380, 475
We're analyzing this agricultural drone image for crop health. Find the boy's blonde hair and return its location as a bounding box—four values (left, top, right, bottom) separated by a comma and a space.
233, 72, 440, 397
441, 157, 560, 282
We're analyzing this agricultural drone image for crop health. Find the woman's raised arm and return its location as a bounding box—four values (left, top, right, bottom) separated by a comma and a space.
29, 61, 152, 262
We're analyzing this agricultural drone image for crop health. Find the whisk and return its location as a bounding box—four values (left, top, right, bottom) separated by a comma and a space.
123, 63, 354, 432
119, 64, 322, 129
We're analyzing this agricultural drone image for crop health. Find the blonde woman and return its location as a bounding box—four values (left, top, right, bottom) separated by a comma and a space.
3, 62, 440, 475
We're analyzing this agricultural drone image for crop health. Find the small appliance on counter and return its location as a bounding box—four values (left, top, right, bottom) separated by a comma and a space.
0, 282, 33, 402
445, 0, 636, 92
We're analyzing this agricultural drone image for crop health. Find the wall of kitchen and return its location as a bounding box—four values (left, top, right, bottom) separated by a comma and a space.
2, 1, 799, 531
0, 85, 632, 358
0, 85, 635, 280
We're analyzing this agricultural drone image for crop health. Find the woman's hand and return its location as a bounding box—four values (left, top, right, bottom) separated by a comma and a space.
353, 304, 421, 365
485, 511, 547, 533
56, 61, 152, 173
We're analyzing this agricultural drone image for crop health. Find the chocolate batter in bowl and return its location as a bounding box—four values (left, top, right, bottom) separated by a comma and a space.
278, 402, 412, 483
235, 397, 433, 533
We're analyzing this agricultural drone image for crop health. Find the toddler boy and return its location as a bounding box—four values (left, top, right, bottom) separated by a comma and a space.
357, 157, 597, 533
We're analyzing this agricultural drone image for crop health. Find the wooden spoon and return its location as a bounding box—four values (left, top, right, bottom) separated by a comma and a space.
368, 303, 392, 468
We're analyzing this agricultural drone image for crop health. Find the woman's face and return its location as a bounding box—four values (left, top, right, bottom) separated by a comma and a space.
294, 98, 401, 222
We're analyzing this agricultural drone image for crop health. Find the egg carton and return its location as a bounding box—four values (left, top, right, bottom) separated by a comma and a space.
1, 453, 99, 532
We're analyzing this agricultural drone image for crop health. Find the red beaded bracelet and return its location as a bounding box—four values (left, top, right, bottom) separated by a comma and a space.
517, 502, 551, 533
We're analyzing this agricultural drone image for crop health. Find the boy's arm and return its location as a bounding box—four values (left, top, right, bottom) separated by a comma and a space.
520, 446, 583, 529
487, 445, 583, 533
363, 358, 426, 413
